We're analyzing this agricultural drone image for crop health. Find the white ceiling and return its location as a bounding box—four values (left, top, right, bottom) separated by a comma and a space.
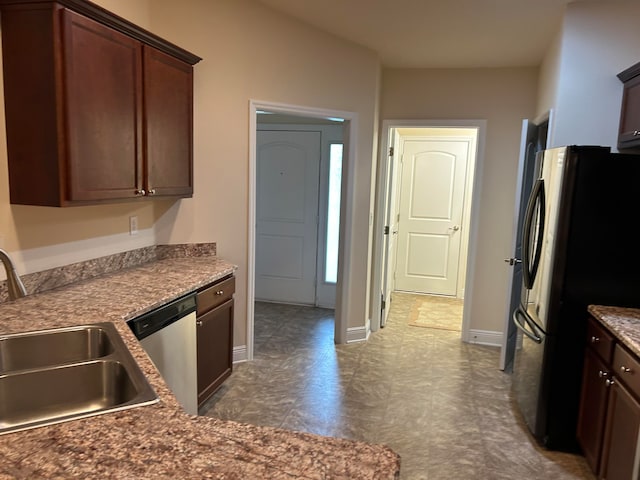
256, 0, 580, 68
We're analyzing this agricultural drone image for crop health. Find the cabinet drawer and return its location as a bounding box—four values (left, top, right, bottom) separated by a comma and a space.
613, 344, 640, 400
586, 317, 615, 364
197, 276, 235, 316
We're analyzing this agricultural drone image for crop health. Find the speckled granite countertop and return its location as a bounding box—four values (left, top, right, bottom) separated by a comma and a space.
0, 252, 400, 479
589, 304, 640, 358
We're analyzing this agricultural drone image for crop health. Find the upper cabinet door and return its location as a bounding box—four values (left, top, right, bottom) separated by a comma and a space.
0, 1, 200, 206
618, 75, 640, 149
63, 9, 144, 201
143, 46, 194, 197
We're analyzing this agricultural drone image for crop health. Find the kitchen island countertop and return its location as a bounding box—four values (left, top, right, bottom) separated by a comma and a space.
0, 252, 400, 479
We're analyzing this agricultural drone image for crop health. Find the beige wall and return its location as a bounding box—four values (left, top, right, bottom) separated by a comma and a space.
146, 0, 381, 346
536, 26, 563, 127
541, 0, 640, 149
381, 67, 538, 333
0, 0, 381, 351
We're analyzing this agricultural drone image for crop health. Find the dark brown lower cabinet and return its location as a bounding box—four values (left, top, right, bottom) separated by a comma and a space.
196, 276, 235, 408
577, 315, 640, 479
599, 379, 640, 480
576, 349, 610, 473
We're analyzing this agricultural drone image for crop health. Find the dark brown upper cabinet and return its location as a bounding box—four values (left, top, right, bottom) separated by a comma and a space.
618, 61, 640, 150
0, 0, 201, 206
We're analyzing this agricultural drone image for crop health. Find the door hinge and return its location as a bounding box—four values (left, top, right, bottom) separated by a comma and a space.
384, 226, 389, 235
389, 147, 394, 156
381, 293, 386, 311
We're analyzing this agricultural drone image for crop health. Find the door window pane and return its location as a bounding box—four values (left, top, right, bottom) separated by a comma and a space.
325, 144, 343, 284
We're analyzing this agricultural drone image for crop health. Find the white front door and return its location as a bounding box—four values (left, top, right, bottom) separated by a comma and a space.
255, 130, 321, 304
395, 137, 470, 295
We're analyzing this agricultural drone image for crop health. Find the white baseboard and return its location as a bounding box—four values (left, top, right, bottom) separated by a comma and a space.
467, 329, 502, 347
346, 325, 369, 343
233, 345, 248, 363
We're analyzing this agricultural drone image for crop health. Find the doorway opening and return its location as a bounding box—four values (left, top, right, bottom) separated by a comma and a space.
247, 100, 358, 360
371, 120, 486, 343
255, 116, 344, 309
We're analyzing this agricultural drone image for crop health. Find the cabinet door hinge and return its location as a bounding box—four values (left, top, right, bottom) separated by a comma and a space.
381, 293, 386, 311
389, 147, 394, 156
384, 226, 390, 235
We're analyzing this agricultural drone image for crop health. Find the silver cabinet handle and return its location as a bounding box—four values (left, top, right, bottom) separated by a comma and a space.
599, 370, 609, 378
591, 336, 600, 343
196, 320, 203, 327
148, 188, 156, 196
135, 189, 146, 196
606, 378, 615, 387
634, 130, 640, 136
621, 365, 632, 373
215, 290, 224, 296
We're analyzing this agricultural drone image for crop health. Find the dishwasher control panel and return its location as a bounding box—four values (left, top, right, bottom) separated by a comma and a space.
128, 293, 196, 340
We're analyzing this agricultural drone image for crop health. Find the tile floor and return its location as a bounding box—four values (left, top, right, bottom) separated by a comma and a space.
201, 292, 595, 480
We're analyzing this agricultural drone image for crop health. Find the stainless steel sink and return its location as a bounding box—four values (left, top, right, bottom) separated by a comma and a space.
0, 323, 158, 435
0, 325, 114, 373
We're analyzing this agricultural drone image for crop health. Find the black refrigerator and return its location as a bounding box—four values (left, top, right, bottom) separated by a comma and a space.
512, 145, 640, 452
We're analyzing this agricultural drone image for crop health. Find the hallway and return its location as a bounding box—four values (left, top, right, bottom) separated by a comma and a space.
201, 293, 593, 479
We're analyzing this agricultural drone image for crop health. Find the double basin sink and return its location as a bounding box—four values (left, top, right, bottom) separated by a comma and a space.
0, 322, 158, 435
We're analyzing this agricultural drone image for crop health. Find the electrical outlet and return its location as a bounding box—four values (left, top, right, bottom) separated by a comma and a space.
129, 216, 138, 235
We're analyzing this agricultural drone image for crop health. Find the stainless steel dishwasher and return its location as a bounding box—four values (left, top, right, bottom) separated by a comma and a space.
128, 294, 198, 415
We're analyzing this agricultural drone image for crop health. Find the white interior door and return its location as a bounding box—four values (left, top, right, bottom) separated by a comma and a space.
395, 138, 470, 295
500, 116, 549, 371
255, 130, 321, 304
381, 132, 401, 325
500, 120, 539, 371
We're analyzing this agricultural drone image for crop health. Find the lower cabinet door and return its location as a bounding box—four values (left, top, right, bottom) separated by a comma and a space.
599, 379, 640, 480
196, 299, 234, 407
577, 349, 610, 473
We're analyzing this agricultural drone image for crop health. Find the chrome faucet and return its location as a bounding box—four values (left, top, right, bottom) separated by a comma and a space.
0, 249, 27, 300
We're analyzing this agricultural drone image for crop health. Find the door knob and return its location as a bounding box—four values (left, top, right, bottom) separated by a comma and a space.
448, 225, 460, 231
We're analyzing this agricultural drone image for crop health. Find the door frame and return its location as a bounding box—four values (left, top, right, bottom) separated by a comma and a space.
248, 100, 357, 360
371, 119, 486, 341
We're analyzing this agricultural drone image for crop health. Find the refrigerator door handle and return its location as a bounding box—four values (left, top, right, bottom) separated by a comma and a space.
522, 178, 546, 289
513, 307, 544, 344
